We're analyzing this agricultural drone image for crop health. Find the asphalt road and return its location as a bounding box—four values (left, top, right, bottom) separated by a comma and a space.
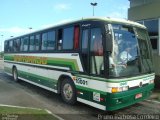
0, 60, 160, 120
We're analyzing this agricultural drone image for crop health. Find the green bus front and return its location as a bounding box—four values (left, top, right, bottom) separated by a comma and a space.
104, 23, 154, 111
76, 20, 154, 111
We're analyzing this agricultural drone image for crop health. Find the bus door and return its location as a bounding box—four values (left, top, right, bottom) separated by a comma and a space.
81, 23, 105, 77
89, 25, 105, 77
80, 23, 105, 103
81, 24, 90, 74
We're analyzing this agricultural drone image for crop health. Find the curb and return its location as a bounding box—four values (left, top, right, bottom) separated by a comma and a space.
0, 104, 64, 120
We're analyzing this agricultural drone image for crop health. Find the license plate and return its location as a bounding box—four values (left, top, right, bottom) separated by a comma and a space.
135, 93, 142, 99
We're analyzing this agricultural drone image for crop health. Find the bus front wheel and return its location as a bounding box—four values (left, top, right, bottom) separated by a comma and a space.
61, 78, 76, 105
13, 67, 19, 82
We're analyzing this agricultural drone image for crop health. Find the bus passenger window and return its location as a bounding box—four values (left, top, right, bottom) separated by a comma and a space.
58, 29, 63, 50
13, 39, 17, 52
90, 28, 104, 75
29, 35, 35, 51
74, 25, 80, 50
9, 40, 13, 52
14, 39, 20, 52
4, 41, 9, 52
63, 27, 74, 50
81, 29, 89, 73
20, 37, 29, 52
24, 37, 29, 51
42, 33, 47, 50
47, 31, 56, 50
35, 34, 41, 51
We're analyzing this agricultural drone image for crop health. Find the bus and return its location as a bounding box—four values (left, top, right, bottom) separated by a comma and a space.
4, 17, 155, 111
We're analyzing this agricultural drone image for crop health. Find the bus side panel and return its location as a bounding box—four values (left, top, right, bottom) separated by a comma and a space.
4, 61, 73, 92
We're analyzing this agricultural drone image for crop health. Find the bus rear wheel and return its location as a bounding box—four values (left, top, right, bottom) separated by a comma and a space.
61, 78, 76, 105
13, 67, 19, 82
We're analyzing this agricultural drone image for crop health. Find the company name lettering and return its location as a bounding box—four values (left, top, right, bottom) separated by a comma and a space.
14, 55, 47, 65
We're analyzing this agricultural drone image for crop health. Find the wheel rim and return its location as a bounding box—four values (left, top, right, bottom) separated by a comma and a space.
63, 83, 73, 100
13, 69, 17, 80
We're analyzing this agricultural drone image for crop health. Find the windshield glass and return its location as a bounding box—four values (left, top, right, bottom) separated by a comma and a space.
135, 27, 154, 73
109, 24, 153, 77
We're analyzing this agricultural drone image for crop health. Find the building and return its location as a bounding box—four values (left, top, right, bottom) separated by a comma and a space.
128, 0, 160, 87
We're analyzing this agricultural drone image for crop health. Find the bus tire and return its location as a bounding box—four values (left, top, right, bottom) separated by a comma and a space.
12, 67, 19, 82
61, 78, 77, 105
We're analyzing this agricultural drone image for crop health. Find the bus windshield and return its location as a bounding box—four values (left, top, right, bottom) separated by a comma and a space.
109, 24, 153, 77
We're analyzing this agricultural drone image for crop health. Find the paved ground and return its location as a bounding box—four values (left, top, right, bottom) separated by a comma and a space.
0, 60, 160, 120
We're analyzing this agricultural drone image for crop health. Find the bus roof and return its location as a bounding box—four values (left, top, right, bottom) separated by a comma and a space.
41, 17, 146, 30
5, 17, 146, 40
83, 17, 146, 28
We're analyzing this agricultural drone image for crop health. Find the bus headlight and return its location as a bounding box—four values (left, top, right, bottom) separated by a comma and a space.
111, 86, 129, 93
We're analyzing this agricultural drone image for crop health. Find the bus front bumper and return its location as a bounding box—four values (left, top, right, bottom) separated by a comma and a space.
105, 84, 154, 111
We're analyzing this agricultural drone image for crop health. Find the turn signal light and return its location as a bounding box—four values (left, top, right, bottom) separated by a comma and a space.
111, 86, 129, 93
111, 87, 119, 93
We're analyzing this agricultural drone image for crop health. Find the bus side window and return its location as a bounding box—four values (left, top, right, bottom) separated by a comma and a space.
4, 41, 9, 52
24, 36, 29, 51
42, 32, 47, 50
47, 31, 56, 50
20, 37, 29, 52
57, 29, 63, 50
13, 39, 20, 52
20, 38, 23, 51
63, 27, 74, 50
74, 25, 80, 50
9, 40, 13, 52
35, 34, 41, 51
17, 39, 21, 52
81, 29, 89, 73
13, 39, 16, 52
29, 35, 35, 51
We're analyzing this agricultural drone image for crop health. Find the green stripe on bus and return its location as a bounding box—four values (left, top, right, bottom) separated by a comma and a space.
4, 55, 80, 71
4, 55, 14, 61
4, 66, 57, 89
18, 70, 58, 89
48, 58, 79, 71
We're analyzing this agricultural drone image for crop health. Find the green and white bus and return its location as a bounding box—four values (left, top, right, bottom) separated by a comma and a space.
4, 17, 155, 111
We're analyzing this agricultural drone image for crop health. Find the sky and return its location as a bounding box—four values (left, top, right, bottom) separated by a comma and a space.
0, 0, 129, 51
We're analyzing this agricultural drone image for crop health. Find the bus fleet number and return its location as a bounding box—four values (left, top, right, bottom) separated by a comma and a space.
76, 78, 88, 86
